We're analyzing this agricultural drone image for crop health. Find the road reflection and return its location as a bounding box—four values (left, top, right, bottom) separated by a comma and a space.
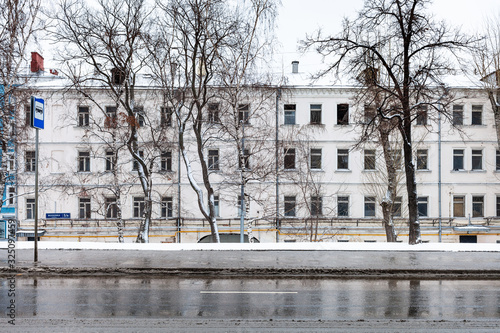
1, 277, 499, 320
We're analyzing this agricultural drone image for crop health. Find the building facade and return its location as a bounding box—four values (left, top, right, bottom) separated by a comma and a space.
13, 68, 500, 243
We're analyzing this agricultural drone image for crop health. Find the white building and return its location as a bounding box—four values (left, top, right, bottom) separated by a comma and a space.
14, 59, 500, 243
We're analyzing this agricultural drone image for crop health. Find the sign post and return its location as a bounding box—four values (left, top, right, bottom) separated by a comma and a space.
31, 96, 44, 263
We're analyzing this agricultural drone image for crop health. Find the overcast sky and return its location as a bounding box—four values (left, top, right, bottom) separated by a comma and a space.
275, 0, 500, 73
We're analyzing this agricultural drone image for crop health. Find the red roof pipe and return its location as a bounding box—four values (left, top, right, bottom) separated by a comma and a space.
31, 52, 44, 72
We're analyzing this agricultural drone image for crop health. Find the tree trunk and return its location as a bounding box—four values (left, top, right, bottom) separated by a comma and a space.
401, 126, 421, 245
488, 89, 500, 147
380, 127, 398, 242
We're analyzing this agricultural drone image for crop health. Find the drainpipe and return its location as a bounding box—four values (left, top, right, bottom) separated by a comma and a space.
240, 120, 245, 243
438, 102, 442, 242
275, 88, 281, 242
177, 129, 181, 244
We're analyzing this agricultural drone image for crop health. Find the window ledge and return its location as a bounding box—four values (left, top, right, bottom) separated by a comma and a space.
451, 169, 467, 172
416, 169, 431, 172
308, 123, 325, 126
470, 169, 486, 173
283, 169, 297, 172
336, 169, 351, 172
310, 169, 324, 172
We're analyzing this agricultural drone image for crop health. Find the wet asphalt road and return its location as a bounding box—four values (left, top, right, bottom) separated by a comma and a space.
2, 276, 500, 332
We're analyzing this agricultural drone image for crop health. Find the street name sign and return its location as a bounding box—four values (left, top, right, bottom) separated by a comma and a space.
45, 213, 71, 219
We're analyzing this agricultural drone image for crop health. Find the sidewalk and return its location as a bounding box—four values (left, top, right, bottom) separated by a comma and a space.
1, 241, 499, 278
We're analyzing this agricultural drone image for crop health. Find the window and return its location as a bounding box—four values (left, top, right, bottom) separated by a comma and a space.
416, 105, 427, 125
134, 106, 145, 127
284, 196, 296, 217
472, 196, 484, 217
418, 197, 428, 217
161, 196, 173, 218
237, 194, 249, 217
25, 105, 31, 126
310, 104, 322, 124
133, 197, 145, 218
365, 196, 376, 217
7, 187, 15, 205
453, 196, 465, 217
161, 107, 172, 127
132, 150, 144, 171
208, 103, 220, 124
25, 151, 35, 172
78, 151, 90, 172
388, 149, 402, 170
161, 151, 172, 172
392, 197, 402, 217
6, 153, 14, 171
78, 106, 89, 127
105, 151, 116, 172
105, 106, 117, 128
79, 198, 91, 219
213, 195, 219, 217
310, 196, 322, 216
471, 105, 482, 125
111, 68, 125, 85
26, 198, 35, 219
338, 196, 349, 217
310, 148, 322, 170
105, 197, 118, 219
497, 150, 500, 171
453, 149, 464, 170
238, 104, 250, 125
239, 149, 250, 170
496, 196, 500, 217
337, 104, 349, 125
364, 105, 376, 124
208, 149, 219, 170
452, 105, 463, 125
364, 149, 376, 170
416, 149, 428, 170
284, 104, 296, 125
337, 149, 349, 170
471, 149, 482, 170
284, 148, 295, 169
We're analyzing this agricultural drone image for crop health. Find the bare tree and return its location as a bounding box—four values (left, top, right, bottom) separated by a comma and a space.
302, 0, 472, 244
147, 0, 278, 242
0, 0, 42, 217
51, 0, 160, 242
472, 13, 500, 145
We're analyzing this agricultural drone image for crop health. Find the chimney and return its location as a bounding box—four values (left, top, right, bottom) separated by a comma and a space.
31, 52, 44, 73
291, 61, 299, 74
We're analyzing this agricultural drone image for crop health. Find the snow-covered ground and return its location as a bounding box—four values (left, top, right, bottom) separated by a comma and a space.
1, 241, 498, 252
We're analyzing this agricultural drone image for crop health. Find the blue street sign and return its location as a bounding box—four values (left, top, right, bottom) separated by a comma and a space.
31, 96, 45, 129
45, 213, 71, 219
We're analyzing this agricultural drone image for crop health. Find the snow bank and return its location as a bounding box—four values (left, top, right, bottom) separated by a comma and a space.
2, 241, 498, 252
